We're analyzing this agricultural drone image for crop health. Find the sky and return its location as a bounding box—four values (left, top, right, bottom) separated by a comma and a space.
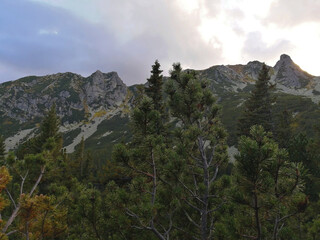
1, 0, 320, 85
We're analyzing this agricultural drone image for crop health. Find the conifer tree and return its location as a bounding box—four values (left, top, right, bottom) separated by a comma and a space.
238, 63, 273, 137
145, 60, 167, 136
274, 110, 293, 149
113, 62, 177, 240
75, 136, 85, 179
37, 103, 62, 152
165, 63, 228, 239
234, 125, 304, 240
145, 60, 164, 113
0, 105, 67, 238
16, 103, 62, 159
0, 135, 5, 162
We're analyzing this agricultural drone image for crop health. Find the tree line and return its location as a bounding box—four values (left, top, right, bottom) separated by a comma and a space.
0, 60, 319, 239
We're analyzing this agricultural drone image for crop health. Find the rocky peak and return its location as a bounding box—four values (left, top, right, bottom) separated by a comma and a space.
244, 61, 264, 80
279, 54, 293, 62
84, 70, 127, 108
0, 70, 128, 125
273, 54, 312, 88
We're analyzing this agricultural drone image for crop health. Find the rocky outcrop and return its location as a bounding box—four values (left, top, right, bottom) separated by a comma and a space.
197, 54, 318, 94
273, 54, 313, 88
83, 71, 127, 108
0, 71, 128, 124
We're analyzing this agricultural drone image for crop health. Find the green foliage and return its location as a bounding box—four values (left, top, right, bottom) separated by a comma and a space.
145, 60, 164, 113
165, 63, 228, 239
274, 110, 293, 148
1, 61, 320, 239
0, 135, 5, 162
16, 104, 62, 159
288, 133, 320, 201
238, 64, 273, 137
234, 125, 305, 240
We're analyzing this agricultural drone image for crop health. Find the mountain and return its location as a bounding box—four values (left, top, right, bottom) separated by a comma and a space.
0, 71, 131, 154
1, 54, 320, 157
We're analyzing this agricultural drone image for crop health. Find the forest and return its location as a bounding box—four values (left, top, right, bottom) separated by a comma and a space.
0, 61, 319, 240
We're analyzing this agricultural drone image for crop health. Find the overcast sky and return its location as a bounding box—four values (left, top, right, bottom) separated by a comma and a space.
1, 0, 320, 85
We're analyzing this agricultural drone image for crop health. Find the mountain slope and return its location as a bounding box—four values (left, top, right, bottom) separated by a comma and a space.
1, 54, 320, 156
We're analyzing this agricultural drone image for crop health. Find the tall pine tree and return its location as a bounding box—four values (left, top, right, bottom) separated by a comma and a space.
166, 63, 228, 239
112, 61, 178, 240
238, 63, 273, 137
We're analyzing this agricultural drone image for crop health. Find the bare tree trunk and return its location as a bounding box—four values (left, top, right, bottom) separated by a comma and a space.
253, 189, 261, 240
25, 220, 29, 240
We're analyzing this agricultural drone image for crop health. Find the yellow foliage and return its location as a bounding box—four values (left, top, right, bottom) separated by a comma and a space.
290, 121, 299, 130
0, 232, 8, 240
93, 109, 107, 119
0, 167, 11, 192
19, 194, 67, 239
0, 167, 11, 231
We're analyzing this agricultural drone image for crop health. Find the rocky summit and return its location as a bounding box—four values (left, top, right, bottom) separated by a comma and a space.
273, 54, 314, 88
1, 54, 320, 154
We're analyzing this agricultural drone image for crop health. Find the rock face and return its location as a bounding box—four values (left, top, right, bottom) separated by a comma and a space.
273, 54, 313, 88
0, 71, 127, 124
84, 71, 127, 108
196, 54, 319, 95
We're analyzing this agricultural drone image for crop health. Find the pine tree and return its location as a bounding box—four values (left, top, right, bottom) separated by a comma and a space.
165, 63, 228, 239
1, 105, 67, 237
234, 125, 304, 240
16, 103, 62, 159
238, 63, 273, 137
289, 133, 320, 201
112, 62, 178, 240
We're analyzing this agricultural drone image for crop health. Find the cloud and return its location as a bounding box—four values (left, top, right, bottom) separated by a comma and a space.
0, 0, 115, 80
0, 0, 223, 84
242, 32, 294, 62
95, 0, 223, 79
264, 0, 320, 27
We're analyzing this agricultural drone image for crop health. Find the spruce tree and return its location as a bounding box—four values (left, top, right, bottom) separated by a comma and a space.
38, 103, 61, 145
274, 110, 293, 149
16, 103, 62, 159
145, 60, 163, 113
145, 60, 167, 136
238, 63, 273, 137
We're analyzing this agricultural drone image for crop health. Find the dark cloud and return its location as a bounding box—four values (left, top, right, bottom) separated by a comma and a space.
264, 0, 320, 27
0, 0, 222, 85
0, 0, 116, 81
242, 32, 294, 62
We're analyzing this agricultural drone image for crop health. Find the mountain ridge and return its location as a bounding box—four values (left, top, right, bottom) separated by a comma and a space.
1, 54, 320, 154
